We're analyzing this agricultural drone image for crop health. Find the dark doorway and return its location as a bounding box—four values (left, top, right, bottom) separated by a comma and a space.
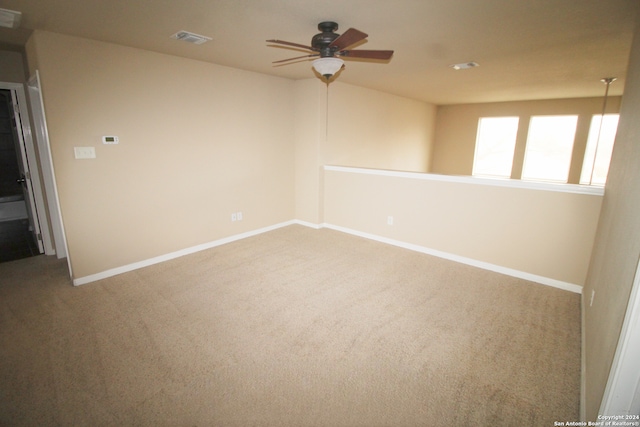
0, 89, 40, 263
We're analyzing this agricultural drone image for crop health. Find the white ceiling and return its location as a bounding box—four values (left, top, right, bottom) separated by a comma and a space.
0, 0, 637, 105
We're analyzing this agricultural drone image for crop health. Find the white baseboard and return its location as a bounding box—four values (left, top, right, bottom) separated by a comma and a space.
291, 219, 322, 229
72, 220, 297, 286
581, 292, 587, 420
73, 219, 583, 294
314, 222, 583, 294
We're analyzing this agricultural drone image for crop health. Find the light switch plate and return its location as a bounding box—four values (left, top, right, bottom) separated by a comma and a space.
74, 147, 96, 159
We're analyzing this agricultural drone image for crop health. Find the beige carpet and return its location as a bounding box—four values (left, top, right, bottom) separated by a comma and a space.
0, 225, 580, 426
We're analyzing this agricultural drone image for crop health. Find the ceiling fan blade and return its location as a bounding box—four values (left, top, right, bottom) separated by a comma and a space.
273, 54, 320, 64
328, 28, 368, 50
339, 50, 394, 60
266, 39, 315, 51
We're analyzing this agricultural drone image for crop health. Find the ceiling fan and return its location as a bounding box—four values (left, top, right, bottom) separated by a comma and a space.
267, 21, 394, 81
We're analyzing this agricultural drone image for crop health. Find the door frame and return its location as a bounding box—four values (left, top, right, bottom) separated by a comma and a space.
26, 71, 68, 260
0, 81, 51, 254
599, 255, 640, 416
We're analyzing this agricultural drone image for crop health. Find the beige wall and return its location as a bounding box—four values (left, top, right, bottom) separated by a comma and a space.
432, 97, 622, 182
0, 50, 26, 82
294, 80, 437, 225
294, 79, 327, 225
327, 82, 436, 172
26, 31, 296, 279
24, 31, 436, 281
324, 168, 602, 286
583, 22, 640, 420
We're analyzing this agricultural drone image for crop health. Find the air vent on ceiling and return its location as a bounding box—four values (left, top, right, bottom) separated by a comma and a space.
0, 8, 22, 29
450, 61, 479, 70
170, 31, 212, 45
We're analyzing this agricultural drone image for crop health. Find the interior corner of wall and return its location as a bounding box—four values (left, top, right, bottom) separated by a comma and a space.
24, 31, 48, 78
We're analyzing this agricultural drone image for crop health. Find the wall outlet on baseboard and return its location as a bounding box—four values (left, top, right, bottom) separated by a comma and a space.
387, 216, 394, 225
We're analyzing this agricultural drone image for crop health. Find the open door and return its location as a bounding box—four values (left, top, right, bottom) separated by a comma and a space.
27, 72, 68, 260
10, 91, 44, 253
599, 255, 640, 416
5, 89, 44, 254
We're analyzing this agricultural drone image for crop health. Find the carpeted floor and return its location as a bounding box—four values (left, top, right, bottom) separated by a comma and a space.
0, 225, 580, 426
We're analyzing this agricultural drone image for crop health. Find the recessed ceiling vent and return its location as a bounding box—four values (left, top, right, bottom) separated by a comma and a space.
450, 61, 479, 70
0, 8, 22, 29
170, 31, 212, 45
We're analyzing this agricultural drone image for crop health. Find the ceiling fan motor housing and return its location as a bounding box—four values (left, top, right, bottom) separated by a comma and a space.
312, 21, 340, 57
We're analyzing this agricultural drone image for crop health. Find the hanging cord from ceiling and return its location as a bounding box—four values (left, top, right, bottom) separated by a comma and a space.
325, 81, 330, 143
589, 77, 617, 185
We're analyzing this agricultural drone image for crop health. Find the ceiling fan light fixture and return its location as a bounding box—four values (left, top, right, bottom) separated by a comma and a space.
269, 22, 393, 82
312, 57, 344, 80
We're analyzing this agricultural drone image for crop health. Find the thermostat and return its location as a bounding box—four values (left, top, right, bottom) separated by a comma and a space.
102, 135, 119, 144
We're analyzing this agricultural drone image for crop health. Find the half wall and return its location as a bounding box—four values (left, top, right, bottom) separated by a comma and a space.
323, 166, 603, 290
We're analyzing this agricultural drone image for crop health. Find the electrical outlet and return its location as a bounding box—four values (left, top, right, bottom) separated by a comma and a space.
387, 216, 394, 225
231, 213, 237, 222
237, 211, 243, 221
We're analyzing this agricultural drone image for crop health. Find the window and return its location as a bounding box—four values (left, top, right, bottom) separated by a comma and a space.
472, 117, 519, 178
521, 115, 578, 183
580, 114, 619, 186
